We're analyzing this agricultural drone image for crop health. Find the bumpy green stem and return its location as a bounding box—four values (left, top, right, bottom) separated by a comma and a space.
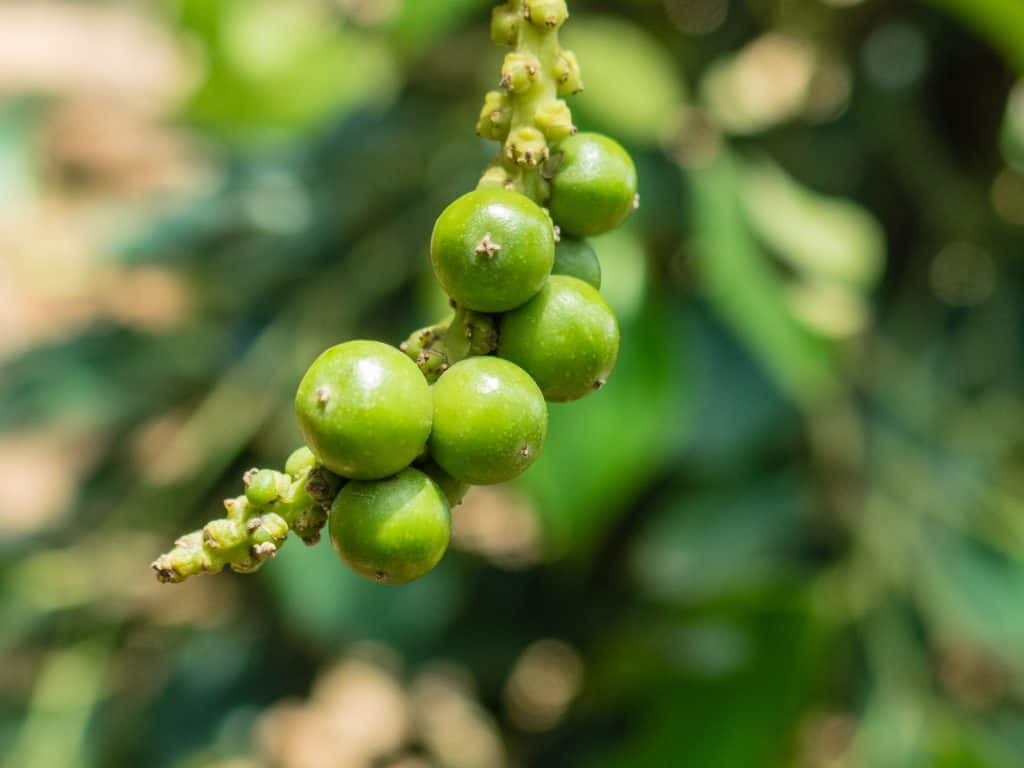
151, 447, 343, 583
401, 306, 499, 382
403, 0, 580, 380
478, 0, 581, 205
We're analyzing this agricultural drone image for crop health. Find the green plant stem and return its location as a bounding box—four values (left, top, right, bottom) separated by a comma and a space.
478, 0, 580, 205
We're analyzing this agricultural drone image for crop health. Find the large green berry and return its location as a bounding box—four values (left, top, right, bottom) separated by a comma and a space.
552, 239, 601, 289
329, 468, 450, 585
296, 340, 432, 480
430, 357, 547, 485
431, 188, 555, 312
549, 132, 638, 238
498, 275, 620, 403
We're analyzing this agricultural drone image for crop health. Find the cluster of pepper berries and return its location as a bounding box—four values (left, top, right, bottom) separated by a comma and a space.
153, 0, 638, 585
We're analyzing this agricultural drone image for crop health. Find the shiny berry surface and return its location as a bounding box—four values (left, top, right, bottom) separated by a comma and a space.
431, 188, 555, 312
295, 340, 432, 480
429, 357, 547, 485
549, 132, 638, 238
498, 275, 620, 402
329, 468, 451, 585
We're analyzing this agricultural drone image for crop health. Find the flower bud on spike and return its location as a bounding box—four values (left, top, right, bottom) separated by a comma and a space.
535, 100, 576, 142
251, 513, 290, 545
478, 164, 515, 190
245, 469, 282, 506
490, 3, 520, 47
501, 52, 540, 93
152, 453, 341, 582
476, 91, 513, 141
553, 50, 583, 96
525, 0, 568, 29
203, 519, 247, 551
507, 126, 549, 166
285, 446, 317, 479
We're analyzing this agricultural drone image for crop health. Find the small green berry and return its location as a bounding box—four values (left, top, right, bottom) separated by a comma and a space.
295, 341, 432, 480
498, 275, 620, 402
430, 357, 547, 485
329, 468, 451, 585
431, 189, 555, 313
549, 132, 638, 238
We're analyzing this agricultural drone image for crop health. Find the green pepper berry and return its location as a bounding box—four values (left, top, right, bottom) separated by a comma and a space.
295, 340, 432, 480
498, 275, 620, 403
430, 189, 555, 313
549, 132, 638, 238
552, 238, 601, 289
329, 468, 451, 585
430, 357, 547, 485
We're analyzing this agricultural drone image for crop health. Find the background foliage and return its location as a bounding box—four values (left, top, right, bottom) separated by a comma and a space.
3, 0, 1024, 766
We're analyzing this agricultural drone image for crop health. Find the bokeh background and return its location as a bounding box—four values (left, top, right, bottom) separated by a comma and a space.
3, 0, 1024, 765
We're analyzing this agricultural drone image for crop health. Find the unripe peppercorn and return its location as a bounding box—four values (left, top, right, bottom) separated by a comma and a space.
549, 132, 638, 238
295, 341, 432, 480
430, 357, 548, 485
329, 468, 451, 585
499, 275, 620, 402
431, 188, 555, 313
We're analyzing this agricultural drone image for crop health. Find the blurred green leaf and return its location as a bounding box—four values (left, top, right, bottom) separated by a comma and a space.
582, 599, 828, 768
630, 472, 808, 604
562, 16, 686, 146
388, 0, 489, 53
925, 0, 1024, 73
180, 0, 398, 141
917, 523, 1024, 654
263, 535, 464, 650
738, 155, 886, 288
1000, 81, 1024, 170
5, 640, 111, 768
688, 153, 838, 406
